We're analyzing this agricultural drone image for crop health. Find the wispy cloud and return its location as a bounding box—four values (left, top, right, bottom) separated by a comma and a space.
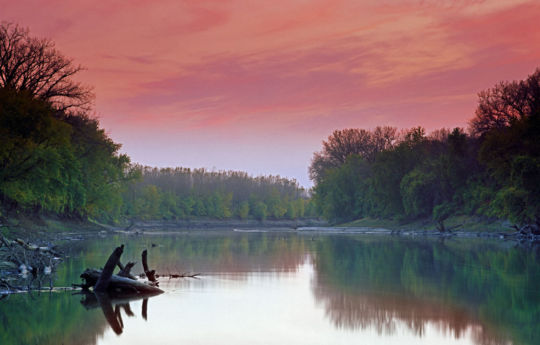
2, 0, 539, 185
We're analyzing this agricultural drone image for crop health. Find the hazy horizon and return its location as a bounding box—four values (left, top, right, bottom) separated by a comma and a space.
3, 0, 540, 187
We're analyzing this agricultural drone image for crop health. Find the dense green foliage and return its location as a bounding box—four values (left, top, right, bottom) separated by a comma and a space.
0, 87, 132, 220
0, 23, 133, 221
311, 69, 540, 228
0, 24, 315, 223
0, 83, 314, 222
121, 166, 315, 220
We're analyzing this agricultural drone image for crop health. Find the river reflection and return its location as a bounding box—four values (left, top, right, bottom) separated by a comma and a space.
79, 292, 157, 335
0, 231, 538, 345
312, 236, 540, 345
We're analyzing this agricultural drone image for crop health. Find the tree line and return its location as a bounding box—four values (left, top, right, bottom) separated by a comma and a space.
122, 166, 315, 221
310, 68, 540, 230
0, 23, 313, 223
3, 22, 538, 228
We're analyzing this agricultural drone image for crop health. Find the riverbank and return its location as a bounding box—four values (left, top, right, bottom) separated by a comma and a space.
0, 214, 328, 239
339, 215, 512, 232
298, 215, 540, 244
123, 218, 327, 232
2, 214, 538, 293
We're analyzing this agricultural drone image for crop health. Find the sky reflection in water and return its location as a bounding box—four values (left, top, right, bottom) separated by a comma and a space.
97, 263, 479, 345
1, 232, 538, 344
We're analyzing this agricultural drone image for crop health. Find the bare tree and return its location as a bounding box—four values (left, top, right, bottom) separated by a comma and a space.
371, 126, 398, 153
0, 22, 93, 111
470, 68, 540, 136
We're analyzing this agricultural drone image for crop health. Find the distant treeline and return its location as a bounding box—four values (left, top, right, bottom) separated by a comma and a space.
0, 23, 314, 223
311, 69, 540, 228
2, 23, 539, 229
122, 167, 315, 221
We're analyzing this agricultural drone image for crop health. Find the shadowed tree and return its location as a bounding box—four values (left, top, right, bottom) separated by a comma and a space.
470, 68, 540, 137
0, 23, 131, 219
0, 22, 93, 112
309, 126, 397, 183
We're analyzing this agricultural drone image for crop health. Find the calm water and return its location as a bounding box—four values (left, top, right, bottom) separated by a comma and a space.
1, 230, 539, 345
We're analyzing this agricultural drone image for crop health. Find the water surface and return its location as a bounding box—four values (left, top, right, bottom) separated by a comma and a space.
0, 231, 538, 345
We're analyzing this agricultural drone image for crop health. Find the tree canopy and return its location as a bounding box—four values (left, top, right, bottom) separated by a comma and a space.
121, 166, 315, 221
311, 68, 540, 229
470, 68, 540, 137
0, 22, 93, 112
0, 23, 129, 220
309, 126, 398, 183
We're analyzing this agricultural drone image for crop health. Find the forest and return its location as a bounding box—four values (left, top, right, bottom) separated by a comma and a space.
0, 23, 133, 221
121, 166, 314, 221
1, 22, 539, 229
310, 68, 540, 230
0, 23, 312, 224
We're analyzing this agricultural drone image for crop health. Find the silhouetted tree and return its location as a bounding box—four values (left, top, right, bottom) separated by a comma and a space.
470, 68, 540, 136
0, 22, 93, 112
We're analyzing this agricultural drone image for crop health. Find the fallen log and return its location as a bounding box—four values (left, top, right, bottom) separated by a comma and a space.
79, 245, 163, 294
81, 269, 163, 294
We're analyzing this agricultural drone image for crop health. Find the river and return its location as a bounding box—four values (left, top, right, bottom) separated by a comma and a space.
0, 230, 538, 344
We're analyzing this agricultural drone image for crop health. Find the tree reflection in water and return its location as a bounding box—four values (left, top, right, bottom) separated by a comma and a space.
312, 236, 540, 345
1, 233, 538, 345
79, 291, 158, 335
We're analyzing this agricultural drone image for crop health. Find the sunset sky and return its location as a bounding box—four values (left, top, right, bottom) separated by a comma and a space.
2, 0, 540, 187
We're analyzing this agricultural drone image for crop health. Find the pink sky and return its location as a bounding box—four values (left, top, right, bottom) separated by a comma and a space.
2, 0, 540, 187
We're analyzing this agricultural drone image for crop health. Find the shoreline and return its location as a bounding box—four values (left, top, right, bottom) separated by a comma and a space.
2, 215, 538, 246
121, 218, 327, 232
2, 217, 538, 293
296, 226, 540, 244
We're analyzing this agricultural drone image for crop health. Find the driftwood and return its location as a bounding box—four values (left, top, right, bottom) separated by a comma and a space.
79, 245, 163, 295
81, 269, 163, 294
117, 261, 137, 280
95, 245, 124, 292
76, 246, 163, 334
77, 244, 200, 298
